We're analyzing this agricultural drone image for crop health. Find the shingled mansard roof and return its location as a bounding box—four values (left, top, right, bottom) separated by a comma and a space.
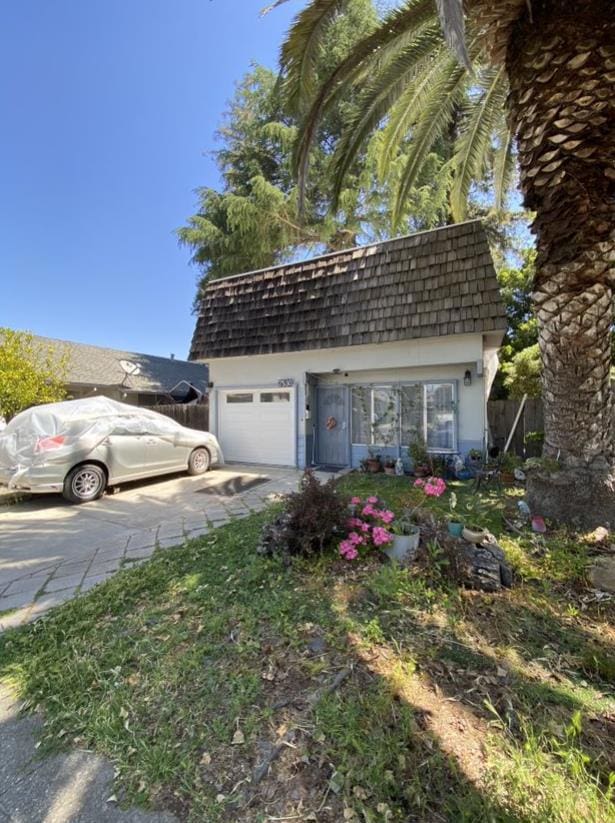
30, 335, 208, 396
190, 220, 507, 361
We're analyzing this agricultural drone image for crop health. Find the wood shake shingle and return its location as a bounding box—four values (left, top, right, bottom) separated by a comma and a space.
190, 220, 507, 360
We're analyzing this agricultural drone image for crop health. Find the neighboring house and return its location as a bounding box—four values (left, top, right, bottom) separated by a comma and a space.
190, 220, 507, 469
31, 335, 208, 406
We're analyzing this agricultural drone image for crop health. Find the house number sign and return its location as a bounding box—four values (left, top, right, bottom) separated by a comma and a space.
278, 378, 294, 387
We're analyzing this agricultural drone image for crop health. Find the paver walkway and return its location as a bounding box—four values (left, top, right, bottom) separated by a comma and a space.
0, 465, 306, 631
0, 465, 345, 821
0, 685, 177, 823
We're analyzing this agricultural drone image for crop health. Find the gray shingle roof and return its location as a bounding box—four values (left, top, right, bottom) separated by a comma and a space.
190, 220, 507, 361
30, 335, 208, 395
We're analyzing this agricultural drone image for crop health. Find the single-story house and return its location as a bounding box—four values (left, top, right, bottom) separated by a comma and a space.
31, 335, 208, 407
189, 220, 507, 470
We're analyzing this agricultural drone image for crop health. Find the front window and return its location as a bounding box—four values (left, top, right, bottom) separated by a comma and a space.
351, 383, 456, 451
425, 383, 455, 450
372, 387, 398, 447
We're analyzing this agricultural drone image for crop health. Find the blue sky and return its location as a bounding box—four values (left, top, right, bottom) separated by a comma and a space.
0, 0, 297, 359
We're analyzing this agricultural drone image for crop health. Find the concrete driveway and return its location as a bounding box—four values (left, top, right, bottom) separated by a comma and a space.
0, 465, 304, 631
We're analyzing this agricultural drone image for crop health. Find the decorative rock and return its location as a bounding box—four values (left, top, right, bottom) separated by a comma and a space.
458, 533, 514, 593
589, 526, 609, 546
588, 556, 615, 594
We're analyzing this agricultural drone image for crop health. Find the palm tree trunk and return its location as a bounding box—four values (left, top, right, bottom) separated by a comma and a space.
504, 0, 615, 526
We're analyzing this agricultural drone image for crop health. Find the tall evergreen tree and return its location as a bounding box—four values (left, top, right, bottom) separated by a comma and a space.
178, 0, 455, 301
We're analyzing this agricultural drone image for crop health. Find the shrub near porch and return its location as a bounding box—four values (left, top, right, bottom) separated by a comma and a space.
0, 476, 613, 822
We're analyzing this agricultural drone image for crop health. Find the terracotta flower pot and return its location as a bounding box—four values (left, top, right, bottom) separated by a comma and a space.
367, 458, 382, 473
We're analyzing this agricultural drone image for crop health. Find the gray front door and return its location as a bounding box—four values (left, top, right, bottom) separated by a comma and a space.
316, 386, 350, 467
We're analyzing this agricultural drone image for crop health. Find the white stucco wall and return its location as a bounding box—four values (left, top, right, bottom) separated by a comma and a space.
201, 332, 502, 467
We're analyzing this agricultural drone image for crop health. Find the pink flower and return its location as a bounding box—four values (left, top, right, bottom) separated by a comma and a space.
367, 496, 378, 504
414, 478, 425, 487
379, 510, 395, 524
424, 477, 446, 497
347, 517, 363, 528
372, 526, 393, 547
360, 522, 371, 532
339, 540, 359, 560
348, 532, 364, 545
351, 497, 362, 505
362, 504, 376, 517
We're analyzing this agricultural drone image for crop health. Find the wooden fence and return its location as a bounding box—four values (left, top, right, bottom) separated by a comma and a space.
155, 402, 209, 432
487, 398, 544, 457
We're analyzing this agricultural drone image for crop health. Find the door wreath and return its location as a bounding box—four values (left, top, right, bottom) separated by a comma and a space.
325, 416, 337, 431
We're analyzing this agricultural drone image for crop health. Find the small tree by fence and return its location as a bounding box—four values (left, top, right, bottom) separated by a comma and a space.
155, 402, 209, 432
488, 398, 544, 458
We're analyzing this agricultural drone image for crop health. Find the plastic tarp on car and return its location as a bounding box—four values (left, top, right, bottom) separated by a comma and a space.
0, 396, 211, 488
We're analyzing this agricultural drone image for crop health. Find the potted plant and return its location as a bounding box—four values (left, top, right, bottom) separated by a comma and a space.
383, 457, 396, 476
383, 475, 448, 562
366, 447, 382, 473
467, 448, 483, 466
500, 452, 520, 485
462, 524, 489, 544
409, 438, 429, 477
383, 511, 420, 561
446, 491, 463, 537
430, 454, 446, 477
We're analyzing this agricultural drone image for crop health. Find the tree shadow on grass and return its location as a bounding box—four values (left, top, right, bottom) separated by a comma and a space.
0, 516, 613, 822
344, 564, 615, 792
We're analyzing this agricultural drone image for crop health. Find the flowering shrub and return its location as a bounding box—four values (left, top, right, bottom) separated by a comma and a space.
414, 476, 447, 497
339, 496, 395, 560
407, 476, 447, 522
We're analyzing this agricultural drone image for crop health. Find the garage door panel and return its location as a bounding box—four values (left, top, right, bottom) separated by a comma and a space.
219, 388, 295, 466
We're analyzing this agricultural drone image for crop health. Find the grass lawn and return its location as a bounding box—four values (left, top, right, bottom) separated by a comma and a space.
1, 475, 614, 821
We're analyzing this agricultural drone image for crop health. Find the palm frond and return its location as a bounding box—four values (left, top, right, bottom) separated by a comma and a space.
281, 0, 350, 114
393, 53, 470, 226
492, 120, 515, 213
449, 65, 508, 220
290, 0, 437, 204
260, 0, 292, 16
330, 22, 444, 204
378, 44, 452, 178
435, 0, 470, 69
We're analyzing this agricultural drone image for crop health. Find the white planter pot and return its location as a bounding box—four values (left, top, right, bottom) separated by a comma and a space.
383, 529, 420, 562
462, 526, 488, 544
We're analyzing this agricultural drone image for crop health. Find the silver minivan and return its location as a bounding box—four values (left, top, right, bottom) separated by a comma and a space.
0, 397, 223, 503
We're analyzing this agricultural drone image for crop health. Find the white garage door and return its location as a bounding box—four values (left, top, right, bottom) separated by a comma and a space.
218, 388, 296, 466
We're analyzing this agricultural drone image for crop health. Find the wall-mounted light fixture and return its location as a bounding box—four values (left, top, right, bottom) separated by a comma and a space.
464, 369, 472, 387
